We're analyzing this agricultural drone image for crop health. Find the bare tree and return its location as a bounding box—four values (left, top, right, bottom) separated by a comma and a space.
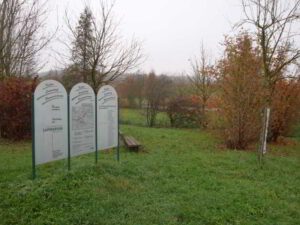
0, 0, 51, 77
144, 72, 172, 127
189, 43, 215, 128
239, 0, 300, 102
238, 0, 300, 157
67, 1, 143, 91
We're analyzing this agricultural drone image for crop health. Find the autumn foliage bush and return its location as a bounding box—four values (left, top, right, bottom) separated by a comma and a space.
269, 79, 300, 142
218, 33, 264, 149
116, 74, 146, 109
0, 77, 37, 140
167, 95, 202, 128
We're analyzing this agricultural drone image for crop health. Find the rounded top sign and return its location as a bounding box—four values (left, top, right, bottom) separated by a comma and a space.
69, 82, 96, 157
97, 85, 118, 103
33, 79, 68, 165
98, 85, 117, 93
34, 79, 67, 98
70, 83, 94, 97
97, 85, 118, 150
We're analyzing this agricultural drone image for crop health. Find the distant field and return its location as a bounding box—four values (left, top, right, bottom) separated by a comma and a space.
0, 124, 299, 225
120, 108, 170, 127
120, 108, 300, 139
291, 122, 300, 140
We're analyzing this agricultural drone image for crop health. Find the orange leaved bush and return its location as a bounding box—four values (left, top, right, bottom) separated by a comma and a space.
0, 77, 37, 140
269, 79, 300, 142
218, 33, 264, 149
167, 95, 202, 128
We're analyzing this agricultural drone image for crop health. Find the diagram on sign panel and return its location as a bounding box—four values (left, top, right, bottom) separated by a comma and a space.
72, 103, 94, 130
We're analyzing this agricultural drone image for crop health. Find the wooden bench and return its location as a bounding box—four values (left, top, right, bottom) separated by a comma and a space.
120, 133, 141, 151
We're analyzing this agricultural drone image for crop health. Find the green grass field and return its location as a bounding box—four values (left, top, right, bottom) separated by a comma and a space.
0, 123, 299, 225
291, 123, 300, 141
120, 108, 170, 127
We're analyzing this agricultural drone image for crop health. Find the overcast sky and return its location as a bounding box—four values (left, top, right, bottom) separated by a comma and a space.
42, 0, 245, 75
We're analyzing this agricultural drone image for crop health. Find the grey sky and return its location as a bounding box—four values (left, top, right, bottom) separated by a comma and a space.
43, 0, 244, 75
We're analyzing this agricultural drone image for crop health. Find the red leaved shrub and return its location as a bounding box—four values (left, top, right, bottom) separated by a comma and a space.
0, 77, 37, 140
269, 79, 300, 142
218, 33, 264, 150
167, 95, 202, 128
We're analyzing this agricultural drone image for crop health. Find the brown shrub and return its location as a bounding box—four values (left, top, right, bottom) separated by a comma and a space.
0, 77, 37, 140
269, 79, 300, 142
218, 33, 264, 149
166, 95, 202, 128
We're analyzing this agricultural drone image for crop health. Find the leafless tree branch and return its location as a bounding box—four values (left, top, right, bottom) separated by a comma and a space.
66, 0, 144, 91
238, 0, 300, 103
0, 0, 54, 77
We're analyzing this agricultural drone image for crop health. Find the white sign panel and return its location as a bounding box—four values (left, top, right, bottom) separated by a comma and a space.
97, 85, 118, 150
70, 83, 95, 157
34, 80, 68, 165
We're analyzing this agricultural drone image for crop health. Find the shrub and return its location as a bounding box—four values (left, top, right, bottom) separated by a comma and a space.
144, 73, 172, 127
218, 33, 264, 150
0, 77, 37, 140
269, 79, 300, 142
119, 98, 130, 108
167, 96, 202, 128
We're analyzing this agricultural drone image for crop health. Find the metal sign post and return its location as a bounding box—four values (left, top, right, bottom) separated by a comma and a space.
67, 95, 71, 171
31, 94, 36, 180
262, 108, 270, 155
258, 107, 270, 165
117, 97, 120, 162
95, 94, 98, 164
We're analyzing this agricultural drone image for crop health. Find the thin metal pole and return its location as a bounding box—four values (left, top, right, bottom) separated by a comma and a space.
67, 94, 71, 171
262, 108, 270, 155
117, 97, 120, 162
258, 108, 265, 165
95, 93, 98, 164
258, 107, 270, 166
31, 94, 36, 179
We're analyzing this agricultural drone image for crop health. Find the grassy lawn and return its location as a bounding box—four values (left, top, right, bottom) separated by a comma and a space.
0, 125, 299, 225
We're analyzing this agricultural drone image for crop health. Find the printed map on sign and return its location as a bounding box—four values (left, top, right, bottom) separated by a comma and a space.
72, 103, 94, 130
70, 83, 96, 157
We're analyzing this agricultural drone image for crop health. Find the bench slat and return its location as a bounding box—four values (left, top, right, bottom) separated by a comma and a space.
124, 136, 140, 147
129, 136, 140, 145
